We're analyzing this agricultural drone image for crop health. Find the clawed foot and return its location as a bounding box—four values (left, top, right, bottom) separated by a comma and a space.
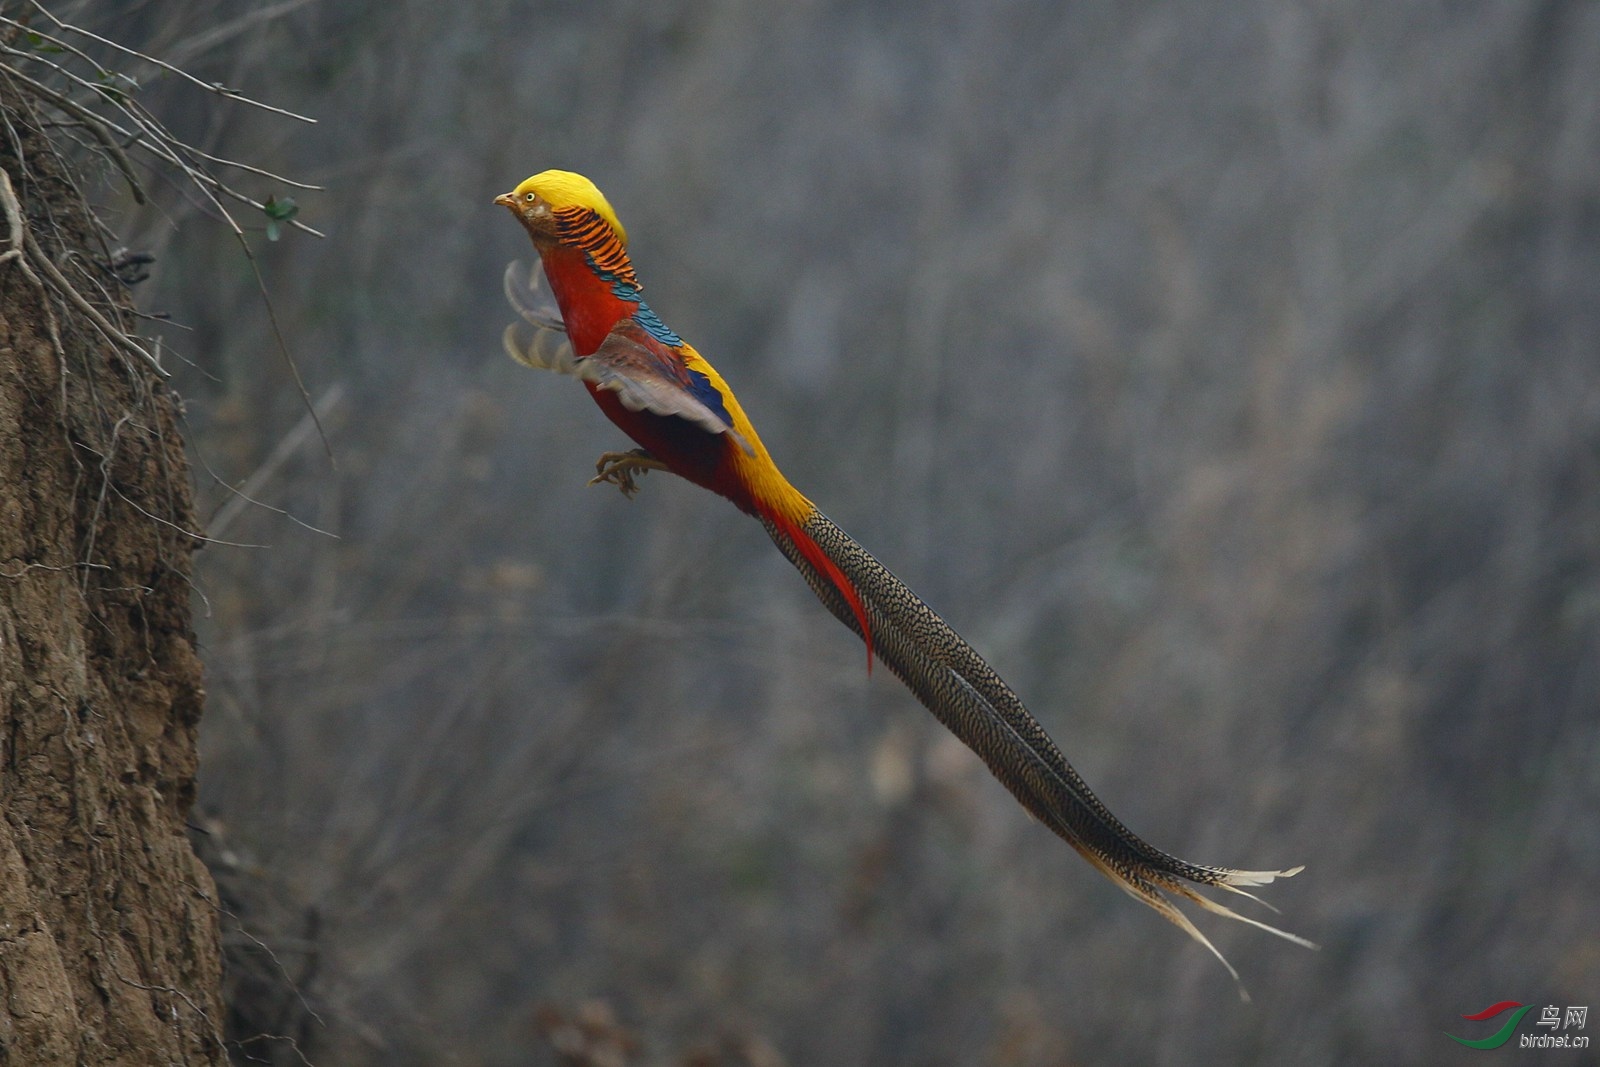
589, 449, 669, 498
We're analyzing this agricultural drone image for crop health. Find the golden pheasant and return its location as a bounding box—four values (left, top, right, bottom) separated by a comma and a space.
495, 170, 1311, 985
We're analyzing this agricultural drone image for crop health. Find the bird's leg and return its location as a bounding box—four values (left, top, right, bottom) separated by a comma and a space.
589, 448, 668, 498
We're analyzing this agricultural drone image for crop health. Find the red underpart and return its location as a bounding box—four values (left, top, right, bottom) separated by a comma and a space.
593, 387, 876, 671
539, 245, 633, 356
545, 247, 876, 670
588, 386, 738, 501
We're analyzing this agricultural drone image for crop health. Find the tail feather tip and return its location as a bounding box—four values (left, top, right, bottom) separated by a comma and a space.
1221, 863, 1305, 887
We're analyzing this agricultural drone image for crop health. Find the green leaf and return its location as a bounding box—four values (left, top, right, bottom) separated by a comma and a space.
262, 197, 298, 241
24, 32, 64, 54
263, 196, 299, 222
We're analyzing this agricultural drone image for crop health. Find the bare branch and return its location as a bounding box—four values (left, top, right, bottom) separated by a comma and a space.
24, 243, 166, 375
3, 18, 335, 455
26, 0, 318, 124
0, 54, 146, 201
174, 141, 325, 193
1, 165, 166, 375
207, 384, 346, 541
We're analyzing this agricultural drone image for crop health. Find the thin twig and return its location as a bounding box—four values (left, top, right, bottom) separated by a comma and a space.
1, 164, 128, 385
5, 30, 323, 240
4, 14, 320, 229
1, 560, 111, 579
4, 41, 322, 231
28, 0, 318, 124
174, 140, 324, 192
0, 161, 29, 255
22, 226, 167, 375
0, 54, 146, 201
45, 83, 322, 239
4, 4, 332, 457
115, 105, 334, 456
208, 383, 345, 541
0, 46, 139, 139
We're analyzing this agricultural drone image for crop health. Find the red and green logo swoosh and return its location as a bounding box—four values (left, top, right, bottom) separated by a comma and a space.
1446, 1001, 1535, 1049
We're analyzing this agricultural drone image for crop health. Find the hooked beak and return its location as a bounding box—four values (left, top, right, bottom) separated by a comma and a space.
493, 191, 517, 209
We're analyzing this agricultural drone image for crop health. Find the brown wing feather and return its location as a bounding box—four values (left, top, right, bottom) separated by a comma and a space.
584, 321, 751, 453
502, 261, 751, 454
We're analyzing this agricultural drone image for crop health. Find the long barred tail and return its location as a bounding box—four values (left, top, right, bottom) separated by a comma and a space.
761, 508, 1313, 988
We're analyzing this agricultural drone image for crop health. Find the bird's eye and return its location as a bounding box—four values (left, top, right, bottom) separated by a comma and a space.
525, 192, 536, 202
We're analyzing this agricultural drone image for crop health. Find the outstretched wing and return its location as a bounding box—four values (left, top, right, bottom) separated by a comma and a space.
503, 260, 568, 334
580, 321, 753, 455
503, 260, 752, 455
502, 260, 576, 372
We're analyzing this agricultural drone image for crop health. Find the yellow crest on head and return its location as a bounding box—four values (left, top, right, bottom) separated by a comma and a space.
511, 169, 627, 245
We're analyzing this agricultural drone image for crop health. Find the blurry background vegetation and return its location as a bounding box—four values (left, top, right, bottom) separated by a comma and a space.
73, 0, 1600, 1063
